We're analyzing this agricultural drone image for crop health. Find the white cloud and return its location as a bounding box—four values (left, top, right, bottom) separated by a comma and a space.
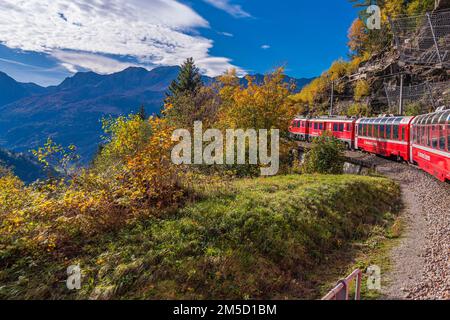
0, 0, 244, 76
53, 51, 138, 74
218, 31, 234, 37
261, 45, 271, 50
203, 0, 251, 18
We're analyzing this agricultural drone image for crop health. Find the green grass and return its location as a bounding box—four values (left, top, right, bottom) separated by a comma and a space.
0, 174, 400, 300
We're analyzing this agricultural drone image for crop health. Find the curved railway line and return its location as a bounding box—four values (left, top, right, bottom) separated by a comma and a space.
298, 140, 450, 299
345, 151, 449, 299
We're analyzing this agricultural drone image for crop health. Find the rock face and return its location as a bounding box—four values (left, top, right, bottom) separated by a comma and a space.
435, 0, 450, 11
333, 11, 449, 116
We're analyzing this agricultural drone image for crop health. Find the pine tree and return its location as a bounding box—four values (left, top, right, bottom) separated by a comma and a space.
167, 57, 202, 98
138, 104, 147, 120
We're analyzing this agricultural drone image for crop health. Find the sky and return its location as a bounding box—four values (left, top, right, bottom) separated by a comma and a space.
0, 0, 360, 86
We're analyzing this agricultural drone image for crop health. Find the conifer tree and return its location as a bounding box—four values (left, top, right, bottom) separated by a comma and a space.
167, 57, 202, 98
138, 104, 147, 120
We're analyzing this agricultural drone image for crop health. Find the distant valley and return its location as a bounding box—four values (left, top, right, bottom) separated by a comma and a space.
0, 67, 313, 164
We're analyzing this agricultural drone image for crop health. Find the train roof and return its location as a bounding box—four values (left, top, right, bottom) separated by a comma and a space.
412, 109, 450, 125
356, 116, 414, 125
308, 116, 356, 123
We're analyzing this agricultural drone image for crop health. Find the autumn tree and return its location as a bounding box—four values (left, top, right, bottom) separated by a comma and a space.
217, 67, 298, 133
32, 138, 80, 178
164, 58, 214, 128
348, 18, 369, 56
164, 86, 220, 128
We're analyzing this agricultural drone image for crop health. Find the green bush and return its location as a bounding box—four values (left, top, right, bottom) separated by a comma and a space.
302, 133, 346, 174
404, 102, 423, 116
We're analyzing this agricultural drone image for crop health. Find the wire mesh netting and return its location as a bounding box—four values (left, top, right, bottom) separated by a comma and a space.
390, 10, 450, 67
384, 81, 450, 113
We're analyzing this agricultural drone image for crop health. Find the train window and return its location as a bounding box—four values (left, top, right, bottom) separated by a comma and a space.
393, 125, 399, 140
380, 125, 385, 139
314, 123, 318, 130
413, 127, 417, 144
421, 126, 426, 145
439, 125, 445, 150
319, 123, 323, 130
448, 125, 450, 151
402, 127, 405, 142
339, 124, 344, 132
386, 125, 392, 139
374, 125, 378, 138
414, 126, 417, 144
432, 126, 438, 149
439, 112, 448, 124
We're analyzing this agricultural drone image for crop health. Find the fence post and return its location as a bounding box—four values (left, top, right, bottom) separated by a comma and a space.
426, 12, 443, 65
399, 74, 404, 115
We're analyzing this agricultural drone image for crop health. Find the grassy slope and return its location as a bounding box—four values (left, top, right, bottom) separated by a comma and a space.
0, 174, 400, 300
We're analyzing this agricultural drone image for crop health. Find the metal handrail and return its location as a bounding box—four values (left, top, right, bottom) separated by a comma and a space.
322, 269, 362, 300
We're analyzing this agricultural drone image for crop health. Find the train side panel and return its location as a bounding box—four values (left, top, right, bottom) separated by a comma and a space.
411, 110, 450, 182
308, 118, 356, 148
289, 118, 309, 140
356, 117, 414, 162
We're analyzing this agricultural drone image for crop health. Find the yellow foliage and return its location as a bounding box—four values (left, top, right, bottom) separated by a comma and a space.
354, 79, 371, 101
217, 67, 298, 133
0, 116, 184, 254
348, 18, 369, 55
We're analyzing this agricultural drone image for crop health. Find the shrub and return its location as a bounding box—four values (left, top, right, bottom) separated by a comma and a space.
347, 102, 370, 117
0, 116, 185, 256
302, 133, 345, 174
0, 174, 400, 299
354, 79, 370, 101
404, 102, 423, 116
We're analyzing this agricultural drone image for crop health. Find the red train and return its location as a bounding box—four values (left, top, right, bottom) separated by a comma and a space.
289, 109, 450, 182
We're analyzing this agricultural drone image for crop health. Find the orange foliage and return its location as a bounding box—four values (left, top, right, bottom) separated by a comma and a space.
348, 18, 369, 56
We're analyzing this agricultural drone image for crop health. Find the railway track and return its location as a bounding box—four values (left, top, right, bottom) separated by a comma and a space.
351, 152, 449, 299
297, 141, 450, 299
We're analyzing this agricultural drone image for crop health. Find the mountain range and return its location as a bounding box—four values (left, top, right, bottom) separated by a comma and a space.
0, 148, 47, 183
0, 67, 313, 164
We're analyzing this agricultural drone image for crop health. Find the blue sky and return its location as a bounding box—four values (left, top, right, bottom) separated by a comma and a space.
0, 0, 359, 86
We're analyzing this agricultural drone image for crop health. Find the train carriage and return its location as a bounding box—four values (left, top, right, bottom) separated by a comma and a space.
355, 116, 414, 161
324, 118, 356, 149
308, 117, 356, 149
308, 118, 326, 141
289, 117, 309, 141
410, 109, 450, 182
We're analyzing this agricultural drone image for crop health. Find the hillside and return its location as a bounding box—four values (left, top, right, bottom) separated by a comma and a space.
0, 174, 400, 299
0, 67, 312, 162
292, 0, 449, 117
